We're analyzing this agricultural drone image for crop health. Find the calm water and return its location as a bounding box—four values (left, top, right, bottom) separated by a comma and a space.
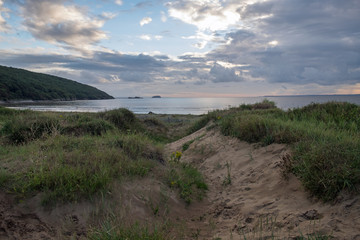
2, 95, 360, 115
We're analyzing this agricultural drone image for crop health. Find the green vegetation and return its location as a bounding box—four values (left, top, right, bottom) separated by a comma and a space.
138, 113, 203, 143
167, 151, 208, 204
0, 65, 113, 101
2, 100, 357, 238
239, 215, 332, 240
189, 100, 360, 201
222, 161, 232, 186
0, 107, 205, 207
0, 106, 209, 238
0, 108, 165, 204
90, 221, 168, 240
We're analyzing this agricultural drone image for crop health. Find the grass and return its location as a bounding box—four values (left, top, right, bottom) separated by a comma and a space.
0, 106, 209, 239
166, 152, 208, 204
238, 215, 332, 240
0, 108, 168, 204
1, 101, 358, 238
90, 221, 169, 240
222, 161, 232, 186
189, 100, 360, 201
1, 133, 159, 204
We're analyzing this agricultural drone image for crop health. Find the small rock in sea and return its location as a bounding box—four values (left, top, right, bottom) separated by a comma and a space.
148, 111, 153, 114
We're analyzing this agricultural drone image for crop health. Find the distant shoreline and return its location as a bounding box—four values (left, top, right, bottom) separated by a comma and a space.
1, 95, 360, 115
263, 94, 360, 97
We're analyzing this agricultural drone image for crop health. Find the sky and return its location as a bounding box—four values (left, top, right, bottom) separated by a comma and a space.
0, 0, 359, 97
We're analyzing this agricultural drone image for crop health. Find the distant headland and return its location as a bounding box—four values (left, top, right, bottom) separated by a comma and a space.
0, 65, 114, 101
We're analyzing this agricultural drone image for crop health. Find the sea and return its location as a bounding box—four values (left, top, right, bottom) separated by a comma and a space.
1, 95, 360, 115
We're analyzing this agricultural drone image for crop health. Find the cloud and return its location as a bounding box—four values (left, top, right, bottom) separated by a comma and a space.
165, 0, 360, 87
115, 0, 123, 6
135, 1, 153, 9
0, 49, 168, 84
161, 11, 167, 22
139, 34, 163, 41
140, 17, 152, 26
166, 0, 240, 31
20, 0, 108, 49
140, 34, 151, 40
210, 62, 243, 83
0, 0, 10, 32
100, 12, 117, 20
207, 0, 360, 86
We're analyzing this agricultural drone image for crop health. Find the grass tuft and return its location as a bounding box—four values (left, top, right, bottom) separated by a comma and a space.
167, 162, 208, 204
201, 101, 360, 201
90, 221, 168, 240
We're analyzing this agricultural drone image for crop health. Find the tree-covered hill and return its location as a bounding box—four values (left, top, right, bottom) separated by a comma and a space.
0, 65, 114, 101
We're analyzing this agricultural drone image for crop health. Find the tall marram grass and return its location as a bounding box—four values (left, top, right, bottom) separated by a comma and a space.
189, 100, 360, 201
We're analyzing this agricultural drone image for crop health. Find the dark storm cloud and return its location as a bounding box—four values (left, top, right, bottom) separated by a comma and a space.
0, 51, 76, 67
209, 63, 243, 83
208, 0, 360, 86
92, 52, 165, 68
0, 49, 190, 84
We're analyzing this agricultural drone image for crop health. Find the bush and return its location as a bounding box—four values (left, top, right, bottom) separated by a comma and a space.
101, 108, 140, 131
293, 139, 360, 201
2, 115, 61, 144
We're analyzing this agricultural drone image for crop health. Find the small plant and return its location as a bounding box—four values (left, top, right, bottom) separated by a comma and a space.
182, 135, 205, 152
167, 162, 207, 204
182, 139, 195, 152
223, 161, 232, 186
170, 151, 182, 163
280, 153, 292, 180
248, 152, 254, 161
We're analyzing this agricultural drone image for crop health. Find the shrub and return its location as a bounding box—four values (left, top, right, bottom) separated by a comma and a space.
2, 115, 61, 144
101, 108, 140, 131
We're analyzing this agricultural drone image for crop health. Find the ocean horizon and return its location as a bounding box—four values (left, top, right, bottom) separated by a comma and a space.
2, 95, 360, 115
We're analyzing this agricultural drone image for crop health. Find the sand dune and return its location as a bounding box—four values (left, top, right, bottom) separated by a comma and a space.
1, 124, 360, 239
166, 124, 360, 239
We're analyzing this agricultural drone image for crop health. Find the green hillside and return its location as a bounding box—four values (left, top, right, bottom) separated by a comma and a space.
0, 65, 114, 101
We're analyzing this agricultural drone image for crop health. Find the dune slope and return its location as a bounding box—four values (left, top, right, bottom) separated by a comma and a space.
166, 124, 360, 239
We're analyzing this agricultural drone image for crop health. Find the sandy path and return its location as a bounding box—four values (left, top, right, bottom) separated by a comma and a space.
165, 124, 360, 239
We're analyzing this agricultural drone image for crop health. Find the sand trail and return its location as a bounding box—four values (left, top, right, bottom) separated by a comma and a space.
165, 124, 360, 239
